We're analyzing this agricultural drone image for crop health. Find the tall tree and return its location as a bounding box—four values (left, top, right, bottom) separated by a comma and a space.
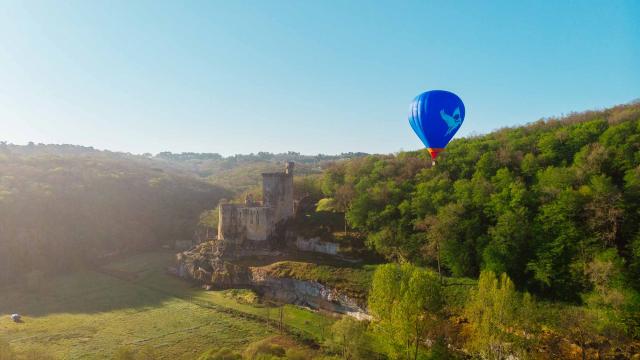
464, 271, 537, 359
368, 263, 443, 360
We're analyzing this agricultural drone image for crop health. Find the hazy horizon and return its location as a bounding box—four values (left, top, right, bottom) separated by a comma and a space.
2, 99, 639, 157
1, 1, 639, 156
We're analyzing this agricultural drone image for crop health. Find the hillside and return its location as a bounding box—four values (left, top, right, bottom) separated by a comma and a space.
172, 102, 640, 358
0, 147, 230, 287
153, 151, 368, 194
319, 101, 640, 299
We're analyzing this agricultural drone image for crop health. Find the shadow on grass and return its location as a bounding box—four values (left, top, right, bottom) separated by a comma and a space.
0, 252, 193, 317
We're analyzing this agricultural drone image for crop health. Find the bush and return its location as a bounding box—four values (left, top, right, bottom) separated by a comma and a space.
464, 271, 538, 359
197, 347, 241, 360
242, 338, 285, 360
324, 317, 369, 359
221, 289, 259, 305
284, 348, 311, 360
368, 263, 443, 359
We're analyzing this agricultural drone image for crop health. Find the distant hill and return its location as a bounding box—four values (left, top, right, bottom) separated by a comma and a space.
0, 146, 230, 286
153, 151, 368, 193
0, 143, 367, 194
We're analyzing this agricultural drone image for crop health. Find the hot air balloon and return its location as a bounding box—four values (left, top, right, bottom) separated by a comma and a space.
409, 90, 465, 165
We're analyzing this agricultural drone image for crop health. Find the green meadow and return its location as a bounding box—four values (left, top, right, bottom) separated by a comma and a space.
0, 251, 334, 359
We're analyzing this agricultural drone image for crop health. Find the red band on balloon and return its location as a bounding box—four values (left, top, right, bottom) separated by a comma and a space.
427, 148, 444, 160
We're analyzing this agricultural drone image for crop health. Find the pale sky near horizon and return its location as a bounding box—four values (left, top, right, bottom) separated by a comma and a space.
0, 1, 638, 156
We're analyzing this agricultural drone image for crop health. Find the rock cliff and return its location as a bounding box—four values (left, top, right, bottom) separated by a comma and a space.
176, 242, 369, 319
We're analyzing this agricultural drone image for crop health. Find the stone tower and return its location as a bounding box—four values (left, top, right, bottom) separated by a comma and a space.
261, 162, 294, 225
217, 162, 294, 245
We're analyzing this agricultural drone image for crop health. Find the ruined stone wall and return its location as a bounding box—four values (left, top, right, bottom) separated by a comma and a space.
218, 162, 294, 245
218, 204, 272, 243
238, 206, 271, 241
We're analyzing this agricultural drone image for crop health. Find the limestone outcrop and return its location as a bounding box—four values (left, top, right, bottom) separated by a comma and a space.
176, 241, 369, 319
249, 266, 370, 320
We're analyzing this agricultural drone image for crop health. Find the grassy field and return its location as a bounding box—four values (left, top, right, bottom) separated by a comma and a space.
0, 251, 334, 359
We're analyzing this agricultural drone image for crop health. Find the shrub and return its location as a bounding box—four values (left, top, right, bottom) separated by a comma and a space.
368, 263, 443, 359
242, 338, 286, 360
324, 317, 369, 359
284, 348, 311, 360
197, 347, 241, 360
464, 271, 538, 359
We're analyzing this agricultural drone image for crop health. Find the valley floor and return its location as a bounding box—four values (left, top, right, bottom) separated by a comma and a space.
0, 251, 333, 359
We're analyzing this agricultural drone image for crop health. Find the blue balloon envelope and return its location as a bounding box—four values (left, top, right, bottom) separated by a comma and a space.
409, 90, 465, 161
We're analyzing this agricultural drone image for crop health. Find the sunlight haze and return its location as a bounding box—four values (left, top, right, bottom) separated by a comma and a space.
0, 0, 638, 155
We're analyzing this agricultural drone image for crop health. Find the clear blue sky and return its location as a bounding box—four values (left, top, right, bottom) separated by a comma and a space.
1, 1, 638, 155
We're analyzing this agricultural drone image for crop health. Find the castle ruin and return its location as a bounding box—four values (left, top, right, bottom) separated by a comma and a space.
217, 162, 294, 246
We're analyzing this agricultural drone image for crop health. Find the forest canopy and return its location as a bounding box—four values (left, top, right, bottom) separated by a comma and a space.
319, 102, 640, 303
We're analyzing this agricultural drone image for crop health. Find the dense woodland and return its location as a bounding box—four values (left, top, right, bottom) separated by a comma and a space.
320, 103, 640, 295
314, 102, 640, 349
